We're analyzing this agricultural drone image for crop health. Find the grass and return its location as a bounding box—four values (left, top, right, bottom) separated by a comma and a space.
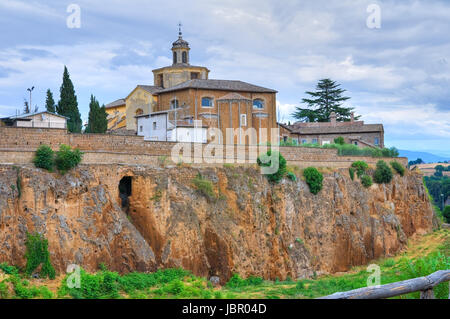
0, 230, 448, 299
192, 173, 216, 201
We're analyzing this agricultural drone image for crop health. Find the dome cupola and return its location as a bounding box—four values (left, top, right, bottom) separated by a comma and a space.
172, 23, 190, 65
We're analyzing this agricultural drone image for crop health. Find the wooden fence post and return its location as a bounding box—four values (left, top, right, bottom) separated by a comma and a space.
420, 288, 434, 299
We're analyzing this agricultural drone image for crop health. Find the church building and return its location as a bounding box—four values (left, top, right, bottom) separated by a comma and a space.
106, 27, 278, 144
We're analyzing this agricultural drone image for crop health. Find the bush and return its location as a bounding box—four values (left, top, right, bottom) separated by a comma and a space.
33, 145, 54, 171
406, 252, 450, 299
257, 150, 287, 184
382, 147, 399, 158
334, 136, 345, 145
351, 161, 369, 178
303, 167, 323, 195
443, 206, 450, 224
0, 282, 9, 299
349, 167, 355, 181
54, 144, 83, 174
192, 173, 216, 200
226, 274, 263, 288
360, 175, 373, 188
0, 262, 19, 275
24, 232, 55, 279
390, 161, 405, 176
373, 160, 393, 184
287, 172, 297, 181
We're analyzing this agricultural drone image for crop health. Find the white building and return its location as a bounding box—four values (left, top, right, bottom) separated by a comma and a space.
136, 111, 208, 143
1, 111, 68, 129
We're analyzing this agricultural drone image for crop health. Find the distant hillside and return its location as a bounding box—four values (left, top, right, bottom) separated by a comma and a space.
398, 150, 449, 163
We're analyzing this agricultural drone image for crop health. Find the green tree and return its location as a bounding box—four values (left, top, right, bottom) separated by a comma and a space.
373, 160, 393, 184
443, 206, 450, 223
57, 66, 82, 132
86, 95, 108, 133
292, 79, 360, 122
45, 89, 56, 113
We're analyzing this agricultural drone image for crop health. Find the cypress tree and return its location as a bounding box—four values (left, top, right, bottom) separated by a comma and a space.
45, 89, 56, 113
293, 79, 360, 122
57, 66, 82, 132
86, 95, 108, 133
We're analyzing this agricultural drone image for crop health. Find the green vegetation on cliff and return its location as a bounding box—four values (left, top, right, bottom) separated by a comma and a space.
2, 230, 446, 300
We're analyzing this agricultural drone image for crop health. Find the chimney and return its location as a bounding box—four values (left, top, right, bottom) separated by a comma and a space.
330, 112, 336, 126
351, 112, 355, 122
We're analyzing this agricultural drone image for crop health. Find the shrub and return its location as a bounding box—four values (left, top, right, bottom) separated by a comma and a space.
226, 274, 263, 288
0, 262, 19, 275
287, 172, 297, 181
443, 206, 450, 224
33, 145, 54, 171
351, 161, 369, 177
334, 136, 345, 145
54, 144, 83, 174
24, 232, 56, 279
257, 150, 287, 184
303, 167, 323, 195
373, 160, 393, 184
0, 282, 9, 299
382, 147, 399, 158
360, 175, 373, 188
406, 252, 450, 299
349, 167, 355, 181
192, 173, 216, 200
390, 161, 405, 176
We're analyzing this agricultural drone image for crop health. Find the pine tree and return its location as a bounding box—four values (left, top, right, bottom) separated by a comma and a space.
292, 79, 360, 122
86, 95, 108, 133
45, 89, 56, 113
57, 66, 82, 132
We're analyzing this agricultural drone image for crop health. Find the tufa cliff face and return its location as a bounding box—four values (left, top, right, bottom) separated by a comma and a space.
0, 164, 433, 283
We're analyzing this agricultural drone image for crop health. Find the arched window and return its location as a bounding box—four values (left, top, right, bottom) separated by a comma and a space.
201, 97, 213, 108
253, 99, 264, 109
135, 108, 143, 116
182, 51, 187, 64
173, 52, 177, 64
171, 99, 179, 109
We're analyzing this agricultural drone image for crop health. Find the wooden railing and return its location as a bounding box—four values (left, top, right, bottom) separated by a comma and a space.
319, 270, 450, 299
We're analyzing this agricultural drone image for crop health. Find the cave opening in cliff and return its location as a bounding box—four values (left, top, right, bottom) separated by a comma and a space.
119, 176, 132, 214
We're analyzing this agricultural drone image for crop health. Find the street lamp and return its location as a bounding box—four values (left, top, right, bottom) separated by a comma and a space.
27, 86, 35, 112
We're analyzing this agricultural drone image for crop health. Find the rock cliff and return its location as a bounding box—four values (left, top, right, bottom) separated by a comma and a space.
0, 164, 433, 283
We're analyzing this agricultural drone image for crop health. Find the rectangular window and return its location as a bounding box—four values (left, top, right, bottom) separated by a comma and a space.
240, 114, 247, 126
202, 97, 213, 107
140, 126, 143, 132
312, 138, 318, 144
302, 139, 307, 144
153, 122, 157, 130
191, 72, 199, 79
374, 137, 379, 146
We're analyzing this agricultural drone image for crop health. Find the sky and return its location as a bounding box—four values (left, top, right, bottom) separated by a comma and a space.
0, 0, 449, 157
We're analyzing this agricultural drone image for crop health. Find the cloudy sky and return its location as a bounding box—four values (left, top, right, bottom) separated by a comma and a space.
0, 0, 449, 156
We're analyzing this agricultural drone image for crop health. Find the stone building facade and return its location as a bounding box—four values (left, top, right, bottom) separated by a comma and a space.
107, 28, 278, 144
280, 112, 384, 148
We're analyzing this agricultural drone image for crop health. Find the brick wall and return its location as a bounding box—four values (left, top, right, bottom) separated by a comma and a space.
0, 127, 407, 167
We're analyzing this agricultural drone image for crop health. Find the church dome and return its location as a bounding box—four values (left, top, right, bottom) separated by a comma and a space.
172, 36, 189, 49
